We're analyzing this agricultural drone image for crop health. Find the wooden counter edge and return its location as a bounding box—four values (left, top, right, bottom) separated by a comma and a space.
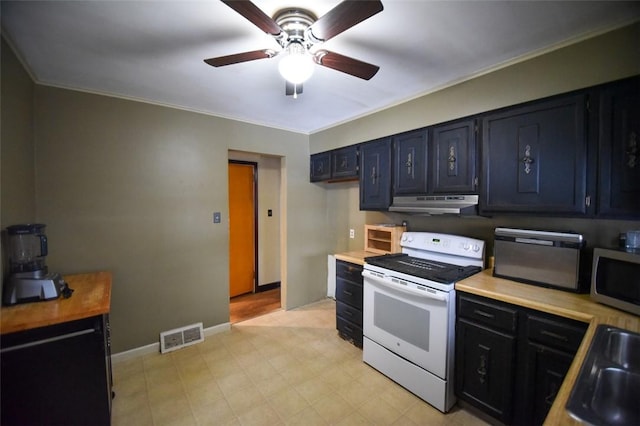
455, 269, 640, 426
334, 250, 381, 266
1, 271, 112, 335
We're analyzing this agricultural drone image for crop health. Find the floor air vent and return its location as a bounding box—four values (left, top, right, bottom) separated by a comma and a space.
160, 322, 204, 354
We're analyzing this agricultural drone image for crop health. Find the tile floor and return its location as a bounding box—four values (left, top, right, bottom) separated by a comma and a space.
111, 298, 488, 426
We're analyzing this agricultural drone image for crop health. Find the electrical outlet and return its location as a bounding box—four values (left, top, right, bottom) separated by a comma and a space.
349, 229, 355, 239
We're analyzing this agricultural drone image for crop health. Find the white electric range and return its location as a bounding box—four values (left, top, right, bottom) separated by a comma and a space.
362, 231, 485, 412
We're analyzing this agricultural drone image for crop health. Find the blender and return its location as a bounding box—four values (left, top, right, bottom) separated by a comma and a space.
3, 224, 69, 305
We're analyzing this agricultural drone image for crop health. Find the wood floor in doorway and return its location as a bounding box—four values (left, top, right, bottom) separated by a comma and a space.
229, 288, 281, 324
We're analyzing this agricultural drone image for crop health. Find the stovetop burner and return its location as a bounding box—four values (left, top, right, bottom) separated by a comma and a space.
366, 253, 481, 284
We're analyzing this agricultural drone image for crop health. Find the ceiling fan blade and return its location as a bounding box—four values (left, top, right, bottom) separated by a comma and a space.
285, 81, 303, 97
314, 50, 379, 80
308, 0, 383, 42
204, 49, 275, 67
221, 0, 282, 36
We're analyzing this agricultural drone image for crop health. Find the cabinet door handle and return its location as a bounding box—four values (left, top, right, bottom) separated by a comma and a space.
448, 146, 456, 171
473, 309, 495, 319
343, 290, 353, 297
521, 144, 535, 174
544, 382, 559, 406
343, 310, 353, 317
406, 152, 413, 177
540, 329, 568, 342
477, 354, 488, 384
0, 328, 96, 354
626, 131, 637, 168
371, 166, 377, 185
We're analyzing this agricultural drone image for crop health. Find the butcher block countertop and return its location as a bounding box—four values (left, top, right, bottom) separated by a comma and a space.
457, 269, 640, 426
1, 271, 112, 335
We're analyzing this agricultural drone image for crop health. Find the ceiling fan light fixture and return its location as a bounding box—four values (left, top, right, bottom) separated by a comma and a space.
278, 41, 314, 85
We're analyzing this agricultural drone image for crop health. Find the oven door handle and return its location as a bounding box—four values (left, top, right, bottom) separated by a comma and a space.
363, 271, 447, 302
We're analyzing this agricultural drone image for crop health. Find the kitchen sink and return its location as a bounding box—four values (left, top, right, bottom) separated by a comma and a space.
590, 368, 640, 424
566, 325, 640, 425
603, 329, 640, 370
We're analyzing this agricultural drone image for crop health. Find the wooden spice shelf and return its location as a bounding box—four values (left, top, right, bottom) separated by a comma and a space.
364, 224, 406, 254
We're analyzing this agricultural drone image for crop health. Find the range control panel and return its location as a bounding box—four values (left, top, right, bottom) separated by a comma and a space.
401, 232, 485, 261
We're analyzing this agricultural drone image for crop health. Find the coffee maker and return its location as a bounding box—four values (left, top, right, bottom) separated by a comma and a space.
3, 224, 68, 305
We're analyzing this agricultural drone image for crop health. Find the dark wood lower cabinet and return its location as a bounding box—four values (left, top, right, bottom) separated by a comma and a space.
523, 343, 574, 426
335, 260, 364, 348
456, 293, 587, 426
455, 319, 516, 423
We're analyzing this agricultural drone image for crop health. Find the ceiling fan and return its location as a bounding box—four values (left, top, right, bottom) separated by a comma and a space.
204, 0, 383, 97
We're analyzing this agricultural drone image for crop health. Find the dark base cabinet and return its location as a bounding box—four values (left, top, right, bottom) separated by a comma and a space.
335, 260, 364, 348
1, 315, 113, 426
456, 319, 516, 423
455, 293, 587, 426
524, 343, 574, 426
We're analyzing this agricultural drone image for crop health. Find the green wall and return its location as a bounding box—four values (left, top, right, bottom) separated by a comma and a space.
1, 38, 36, 227
2, 40, 328, 353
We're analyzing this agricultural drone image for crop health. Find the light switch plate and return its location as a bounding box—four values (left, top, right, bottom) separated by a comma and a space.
213, 212, 221, 223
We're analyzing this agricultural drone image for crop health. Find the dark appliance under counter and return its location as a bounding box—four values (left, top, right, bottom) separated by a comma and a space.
0, 272, 113, 426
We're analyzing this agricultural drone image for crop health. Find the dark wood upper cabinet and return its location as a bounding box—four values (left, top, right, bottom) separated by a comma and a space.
480, 94, 589, 215
310, 151, 331, 182
311, 75, 640, 219
597, 76, 640, 217
393, 128, 429, 195
360, 137, 392, 210
331, 145, 359, 180
310, 145, 358, 182
432, 118, 478, 194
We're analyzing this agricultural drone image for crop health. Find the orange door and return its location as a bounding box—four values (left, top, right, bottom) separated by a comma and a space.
228, 162, 256, 298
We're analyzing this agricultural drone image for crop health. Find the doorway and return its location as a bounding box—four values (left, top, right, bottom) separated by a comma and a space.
228, 161, 257, 298
228, 154, 283, 323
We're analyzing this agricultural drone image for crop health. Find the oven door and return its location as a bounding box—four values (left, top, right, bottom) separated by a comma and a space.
362, 269, 452, 379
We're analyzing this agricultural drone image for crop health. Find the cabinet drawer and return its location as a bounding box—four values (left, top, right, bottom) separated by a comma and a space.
336, 278, 363, 310
337, 317, 363, 348
458, 295, 517, 334
526, 314, 587, 353
336, 301, 363, 327
336, 260, 363, 284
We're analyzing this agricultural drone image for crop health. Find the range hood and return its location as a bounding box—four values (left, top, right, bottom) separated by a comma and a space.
389, 195, 479, 215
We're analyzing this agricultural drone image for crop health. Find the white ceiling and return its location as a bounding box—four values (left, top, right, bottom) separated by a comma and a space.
2, 1, 639, 134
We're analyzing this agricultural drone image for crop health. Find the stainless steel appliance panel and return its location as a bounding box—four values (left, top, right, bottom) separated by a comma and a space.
591, 248, 640, 315
493, 228, 585, 291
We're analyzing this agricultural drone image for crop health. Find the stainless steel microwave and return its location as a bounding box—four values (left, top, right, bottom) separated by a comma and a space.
591, 248, 640, 315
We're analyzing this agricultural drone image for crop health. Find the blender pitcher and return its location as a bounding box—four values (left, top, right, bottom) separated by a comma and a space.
7, 224, 48, 276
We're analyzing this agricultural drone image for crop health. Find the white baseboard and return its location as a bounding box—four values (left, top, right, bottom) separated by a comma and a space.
111, 322, 231, 364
